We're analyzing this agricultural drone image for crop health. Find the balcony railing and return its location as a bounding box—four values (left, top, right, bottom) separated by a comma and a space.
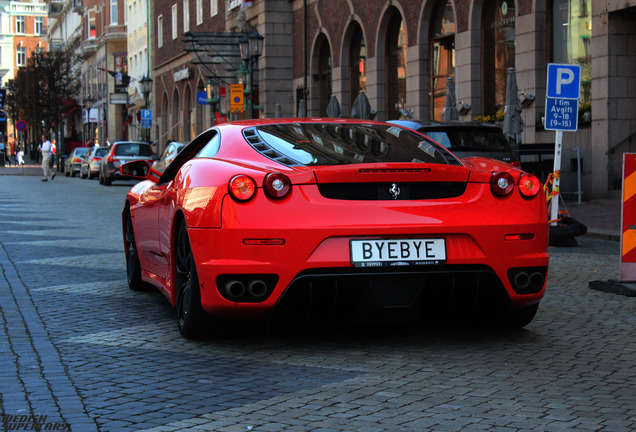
48, 1, 63, 17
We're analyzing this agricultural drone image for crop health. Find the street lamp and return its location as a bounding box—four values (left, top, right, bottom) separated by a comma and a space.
85, 95, 93, 145
206, 77, 226, 126
139, 75, 153, 142
238, 29, 264, 119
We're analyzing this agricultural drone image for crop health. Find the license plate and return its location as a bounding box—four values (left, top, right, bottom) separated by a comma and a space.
350, 238, 446, 267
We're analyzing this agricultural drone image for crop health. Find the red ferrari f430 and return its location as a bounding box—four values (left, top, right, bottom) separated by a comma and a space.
121, 119, 549, 338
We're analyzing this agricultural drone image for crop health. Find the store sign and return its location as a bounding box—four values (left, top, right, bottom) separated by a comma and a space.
228, 0, 251, 10
174, 68, 190, 82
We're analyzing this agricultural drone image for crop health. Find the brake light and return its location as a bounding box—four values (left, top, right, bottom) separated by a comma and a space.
73, 158, 81, 163
229, 175, 256, 201
510, 160, 522, 168
94, 157, 102, 161
263, 172, 291, 199
490, 171, 514, 197
518, 173, 541, 198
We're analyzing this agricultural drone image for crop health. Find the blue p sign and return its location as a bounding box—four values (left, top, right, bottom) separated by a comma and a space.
547, 64, 581, 99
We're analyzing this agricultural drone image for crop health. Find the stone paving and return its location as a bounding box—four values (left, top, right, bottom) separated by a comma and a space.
0, 174, 635, 431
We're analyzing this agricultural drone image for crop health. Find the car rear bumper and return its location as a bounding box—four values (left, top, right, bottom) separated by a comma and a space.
187, 185, 549, 320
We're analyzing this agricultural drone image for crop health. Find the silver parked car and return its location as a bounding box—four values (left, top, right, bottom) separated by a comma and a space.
98, 141, 156, 185
64, 147, 90, 177
80, 146, 108, 179
151, 141, 186, 173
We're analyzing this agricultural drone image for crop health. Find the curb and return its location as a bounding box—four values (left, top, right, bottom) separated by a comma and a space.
590, 280, 636, 297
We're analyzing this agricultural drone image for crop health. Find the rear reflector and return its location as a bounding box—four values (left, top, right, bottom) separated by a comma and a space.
504, 233, 535, 241
243, 239, 286, 245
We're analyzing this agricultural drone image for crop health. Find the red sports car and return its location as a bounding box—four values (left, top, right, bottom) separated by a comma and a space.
121, 119, 549, 338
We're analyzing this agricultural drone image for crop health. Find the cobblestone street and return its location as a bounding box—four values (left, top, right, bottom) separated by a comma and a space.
0, 175, 634, 431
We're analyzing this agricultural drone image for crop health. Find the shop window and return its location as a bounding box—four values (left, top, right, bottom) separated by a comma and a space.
430, 0, 456, 121
313, 35, 332, 117
551, 0, 591, 105
483, 0, 516, 116
348, 24, 366, 109
385, 11, 406, 120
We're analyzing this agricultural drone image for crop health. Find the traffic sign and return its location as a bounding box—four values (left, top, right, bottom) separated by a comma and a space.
141, 110, 152, 129
545, 98, 578, 132
230, 84, 244, 113
546, 63, 581, 99
16, 120, 27, 132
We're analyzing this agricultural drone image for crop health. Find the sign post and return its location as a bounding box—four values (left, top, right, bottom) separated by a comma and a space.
545, 63, 581, 225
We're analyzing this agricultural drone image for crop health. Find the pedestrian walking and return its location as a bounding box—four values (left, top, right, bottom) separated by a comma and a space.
6, 140, 15, 166
38, 134, 56, 181
16, 143, 24, 166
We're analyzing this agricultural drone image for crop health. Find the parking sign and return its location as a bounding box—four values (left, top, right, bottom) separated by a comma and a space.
546, 64, 581, 100
545, 64, 581, 132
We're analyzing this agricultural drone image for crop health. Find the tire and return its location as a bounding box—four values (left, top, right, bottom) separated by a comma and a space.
88, 170, 94, 179
65, 170, 70, 177
125, 213, 145, 291
103, 174, 112, 186
99, 172, 104, 184
174, 220, 208, 339
503, 303, 539, 328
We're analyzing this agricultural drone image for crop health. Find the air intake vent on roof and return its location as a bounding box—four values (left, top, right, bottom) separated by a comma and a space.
243, 128, 302, 167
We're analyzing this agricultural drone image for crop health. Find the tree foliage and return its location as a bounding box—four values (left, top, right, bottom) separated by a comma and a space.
9, 48, 81, 140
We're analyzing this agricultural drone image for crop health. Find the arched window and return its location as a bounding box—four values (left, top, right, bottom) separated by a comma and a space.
483, 0, 516, 115
348, 23, 367, 108
551, 0, 591, 105
314, 35, 332, 117
430, 0, 456, 121
385, 12, 406, 120
172, 89, 180, 141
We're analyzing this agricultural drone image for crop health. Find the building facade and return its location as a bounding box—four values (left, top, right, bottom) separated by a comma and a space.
126, 0, 150, 142
149, 0, 634, 201
0, 0, 49, 141
78, 0, 127, 145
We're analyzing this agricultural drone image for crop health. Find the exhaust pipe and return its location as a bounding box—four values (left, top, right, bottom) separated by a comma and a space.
224, 280, 246, 299
530, 272, 545, 290
248, 280, 268, 298
512, 272, 530, 290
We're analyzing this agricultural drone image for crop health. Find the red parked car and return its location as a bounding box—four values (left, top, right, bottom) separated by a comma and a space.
121, 119, 549, 338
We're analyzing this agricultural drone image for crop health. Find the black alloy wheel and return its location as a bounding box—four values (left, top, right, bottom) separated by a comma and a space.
125, 213, 145, 290
175, 220, 208, 338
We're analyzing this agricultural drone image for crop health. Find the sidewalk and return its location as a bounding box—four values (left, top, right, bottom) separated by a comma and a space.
0, 163, 622, 241
563, 199, 621, 242
0, 163, 43, 177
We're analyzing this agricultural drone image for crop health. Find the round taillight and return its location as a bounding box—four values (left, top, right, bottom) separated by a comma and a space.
490, 171, 515, 197
229, 175, 256, 201
519, 173, 541, 198
263, 172, 291, 199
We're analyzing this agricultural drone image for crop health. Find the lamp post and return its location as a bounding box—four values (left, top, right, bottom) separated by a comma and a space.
86, 95, 93, 145
206, 77, 221, 126
238, 29, 264, 119
139, 75, 153, 142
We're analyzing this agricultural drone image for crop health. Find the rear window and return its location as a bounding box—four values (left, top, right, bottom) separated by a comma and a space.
95, 147, 108, 156
244, 123, 461, 167
420, 128, 511, 153
114, 143, 151, 157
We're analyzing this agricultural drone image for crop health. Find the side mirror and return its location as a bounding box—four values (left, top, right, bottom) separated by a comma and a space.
120, 160, 160, 182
